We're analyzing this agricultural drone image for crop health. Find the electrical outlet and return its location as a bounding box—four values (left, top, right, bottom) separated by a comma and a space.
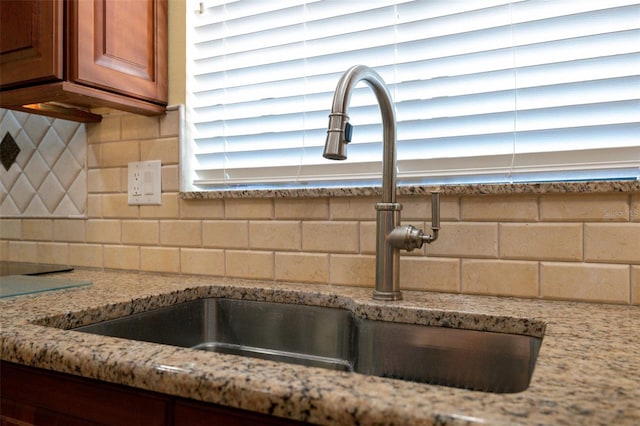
128, 160, 161, 205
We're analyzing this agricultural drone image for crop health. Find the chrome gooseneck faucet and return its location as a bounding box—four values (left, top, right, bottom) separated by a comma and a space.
323, 65, 440, 301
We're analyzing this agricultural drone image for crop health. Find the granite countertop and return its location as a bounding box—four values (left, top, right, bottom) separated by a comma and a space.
1, 269, 639, 425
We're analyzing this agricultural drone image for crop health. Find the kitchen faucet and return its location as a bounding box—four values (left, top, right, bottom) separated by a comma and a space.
323, 65, 440, 301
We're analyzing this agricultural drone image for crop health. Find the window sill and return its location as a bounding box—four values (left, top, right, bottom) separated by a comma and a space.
180, 180, 640, 200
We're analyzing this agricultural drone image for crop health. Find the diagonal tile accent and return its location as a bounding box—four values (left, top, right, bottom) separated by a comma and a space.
38, 127, 67, 169
23, 152, 49, 189
53, 150, 82, 189
0, 108, 87, 218
8, 174, 36, 212
39, 174, 66, 213
1, 132, 20, 170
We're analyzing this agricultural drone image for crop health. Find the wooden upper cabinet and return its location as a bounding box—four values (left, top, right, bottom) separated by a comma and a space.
70, 0, 168, 104
0, 0, 64, 87
0, 0, 167, 122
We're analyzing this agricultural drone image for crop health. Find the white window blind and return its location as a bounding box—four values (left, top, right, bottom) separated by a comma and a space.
184, 0, 640, 192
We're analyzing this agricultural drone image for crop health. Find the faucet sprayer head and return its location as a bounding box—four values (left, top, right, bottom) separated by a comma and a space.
323, 114, 352, 160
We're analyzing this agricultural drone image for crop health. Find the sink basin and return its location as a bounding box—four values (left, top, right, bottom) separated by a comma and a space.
73, 298, 542, 393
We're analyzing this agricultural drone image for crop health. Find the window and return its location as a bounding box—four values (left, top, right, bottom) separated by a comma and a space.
184, 0, 640, 192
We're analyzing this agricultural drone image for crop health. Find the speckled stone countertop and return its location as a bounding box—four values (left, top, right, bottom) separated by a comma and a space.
1, 269, 639, 425
181, 179, 640, 199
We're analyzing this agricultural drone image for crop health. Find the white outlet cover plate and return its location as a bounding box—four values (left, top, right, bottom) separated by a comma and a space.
128, 160, 162, 205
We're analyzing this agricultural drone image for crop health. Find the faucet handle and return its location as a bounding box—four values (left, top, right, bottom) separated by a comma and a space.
430, 192, 440, 231
421, 192, 440, 244
388, 192, 440, 251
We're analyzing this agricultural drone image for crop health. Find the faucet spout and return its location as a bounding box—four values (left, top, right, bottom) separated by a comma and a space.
323, 65, 397, 203
323, 65, 440, 301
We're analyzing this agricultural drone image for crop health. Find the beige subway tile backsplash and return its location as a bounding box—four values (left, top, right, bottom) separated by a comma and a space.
22, 219, 52, 241
181, 248, 224, 276
37, 242, 69, 265
302, 221, 359, 253
632, 266, 639, 305
160, 220, 202, 247
86, 219, 121, 244
87, 115, 121, 143
329, 254, 375, 287
461, 195, 538, 222
398, 195, 436, 221
102, 194, 139, 218
9, 241, 38, 262
400, 257, 460, 293
584, 223, 640, 264
140, 247, 180, 273
541, 194, 630, 222
440, 196, 461, 221
180, 198, 224, 219
203, 220, 248, 249
122, 220, 159, 245
274, 198, 329, 220
118, 168, 129, 193
88, 168, 121, 193
275, 252, 329, 284
69, 243, 103, 268
160, 109, 180, 137
249, 221, 301, 251
462, 259, 538, 298
6, 109, 639, 306
104, 245, 139, 270
541, 262, 630, 304
225, 198, 273, 219
87, 195, 102, 218
53, 219, 85, 242
226, 250, 274, 280
161, 165, 180, 192
359, 221, 377, 254
140, 193, 180, 218
101, 141, 139, 167
141, 138, 179, 164
87, 143, 101, 168
0, 219, 21, 239
121, 115, 160, 140
0, 241, 8, 260
330, 197, 377, 220
428, 222, 498, 258
500, 223, 583, 261
631, 195, 640, 222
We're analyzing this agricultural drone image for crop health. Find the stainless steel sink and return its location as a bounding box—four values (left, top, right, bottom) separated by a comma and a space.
73, 298, 542, 393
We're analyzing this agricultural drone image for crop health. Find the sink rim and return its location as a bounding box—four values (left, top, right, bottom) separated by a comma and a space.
33, 286, 547, 340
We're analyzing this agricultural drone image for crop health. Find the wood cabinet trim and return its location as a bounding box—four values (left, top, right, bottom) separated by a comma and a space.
0, 82, 166, 120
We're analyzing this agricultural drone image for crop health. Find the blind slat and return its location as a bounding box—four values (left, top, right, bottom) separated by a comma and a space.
185, 1, 640, 191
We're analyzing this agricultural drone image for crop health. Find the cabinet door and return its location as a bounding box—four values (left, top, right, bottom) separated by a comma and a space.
0, 0, 63, 88
174, 400, 306, 426
1, 363, 170, 426
69, 0, 168, 104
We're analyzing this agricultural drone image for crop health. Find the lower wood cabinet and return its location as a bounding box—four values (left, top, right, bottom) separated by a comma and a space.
0, 362, 304, 426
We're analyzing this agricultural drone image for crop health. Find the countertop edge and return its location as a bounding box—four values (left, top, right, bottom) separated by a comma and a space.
181, 180, 640, 199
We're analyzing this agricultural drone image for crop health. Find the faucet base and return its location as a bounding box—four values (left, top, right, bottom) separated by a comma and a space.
373, 289, 402, 301
375, 203, 402, 301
